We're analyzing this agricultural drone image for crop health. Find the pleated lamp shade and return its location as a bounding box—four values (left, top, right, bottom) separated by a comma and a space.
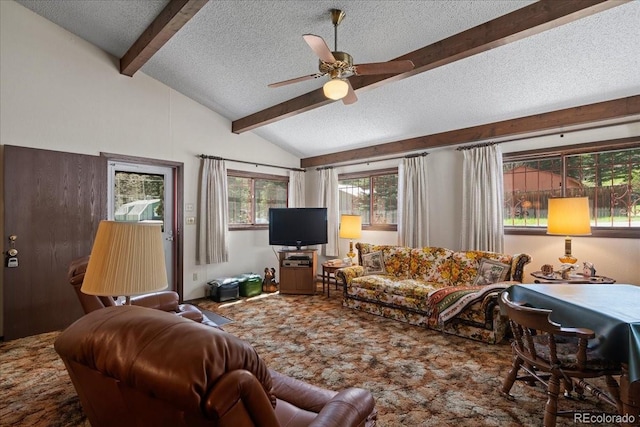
81, 221, 168, 298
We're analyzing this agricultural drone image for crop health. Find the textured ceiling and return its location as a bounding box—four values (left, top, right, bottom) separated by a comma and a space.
15, 0, 640, 159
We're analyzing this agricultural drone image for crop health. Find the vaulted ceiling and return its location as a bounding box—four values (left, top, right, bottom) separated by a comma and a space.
16, 0, 640, 167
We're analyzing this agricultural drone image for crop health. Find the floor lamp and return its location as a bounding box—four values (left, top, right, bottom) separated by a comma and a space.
339, 214, 362, 265
81, 221, 168, 305
546, 197, 592, 265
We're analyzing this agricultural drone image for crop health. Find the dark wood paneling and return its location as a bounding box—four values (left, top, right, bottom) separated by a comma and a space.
3, 146, 106, 339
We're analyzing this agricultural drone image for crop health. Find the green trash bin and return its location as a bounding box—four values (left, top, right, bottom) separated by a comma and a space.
237, 273, 263, 297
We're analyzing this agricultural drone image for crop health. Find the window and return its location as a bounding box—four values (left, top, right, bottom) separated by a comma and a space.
227, 170, 288, 229
114, 171, 165, 223
503, 142, 639, 237
339, 168, 398, 231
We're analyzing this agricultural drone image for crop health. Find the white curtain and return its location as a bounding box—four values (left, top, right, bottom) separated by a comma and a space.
318, 168, 339, 257
398, 155, 429, 247
197, 158, 229, 264
288, 170, 305, 207
461, 144, 504, 252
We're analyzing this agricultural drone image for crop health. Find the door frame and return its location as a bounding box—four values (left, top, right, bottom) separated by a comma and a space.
107, 162, 175, 287
101, 152, 184, 300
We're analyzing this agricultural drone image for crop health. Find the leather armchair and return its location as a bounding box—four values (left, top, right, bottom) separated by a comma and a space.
54, 305, 377, 427
68, 256, 218, 328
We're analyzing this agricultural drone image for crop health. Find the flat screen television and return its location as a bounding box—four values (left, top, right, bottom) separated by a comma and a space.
268, 208, 328, 250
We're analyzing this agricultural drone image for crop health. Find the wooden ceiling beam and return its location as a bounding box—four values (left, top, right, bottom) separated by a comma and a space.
120, 0, 209, 77
300, 96, 640, 168
232, 0, 625, 133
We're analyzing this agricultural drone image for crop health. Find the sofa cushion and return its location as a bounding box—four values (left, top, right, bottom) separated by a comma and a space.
357, 243, 412, 279
448, 251, 513, 286
409, 247, 454, 286
472, 258, 511, 286
362, 251, 386, 275
349, 276, 442, 313
350, 276, 442, 299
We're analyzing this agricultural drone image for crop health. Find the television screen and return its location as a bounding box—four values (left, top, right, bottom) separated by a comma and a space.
268, 208, 328, 249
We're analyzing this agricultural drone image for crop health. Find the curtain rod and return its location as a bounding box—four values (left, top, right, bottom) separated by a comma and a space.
455, 120, 640, 151
456, 141, 498, 151
198, 154, 305, 172
316, 151, 428, 170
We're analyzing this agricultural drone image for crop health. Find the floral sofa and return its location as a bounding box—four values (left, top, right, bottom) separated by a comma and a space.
336, 243, 531, 344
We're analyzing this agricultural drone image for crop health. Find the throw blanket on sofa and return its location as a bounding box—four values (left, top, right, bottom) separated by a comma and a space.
427, 283, 509, 326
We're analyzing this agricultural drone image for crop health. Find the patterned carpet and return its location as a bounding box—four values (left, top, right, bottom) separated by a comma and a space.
0, 285, 617, 426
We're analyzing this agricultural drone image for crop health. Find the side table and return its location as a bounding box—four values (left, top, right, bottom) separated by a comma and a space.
531, 271, 615, 284
322, 263, 346, 297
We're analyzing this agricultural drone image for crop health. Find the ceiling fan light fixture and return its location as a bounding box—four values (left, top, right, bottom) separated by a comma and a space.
268, 8, 412, 106
323, 78, 349, 100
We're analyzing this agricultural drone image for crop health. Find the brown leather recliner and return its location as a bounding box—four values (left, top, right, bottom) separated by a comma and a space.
68, 256, 218, 328
54, 305, 377, 427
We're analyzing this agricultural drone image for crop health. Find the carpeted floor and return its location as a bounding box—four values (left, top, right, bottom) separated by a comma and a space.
0, 285, 618, 426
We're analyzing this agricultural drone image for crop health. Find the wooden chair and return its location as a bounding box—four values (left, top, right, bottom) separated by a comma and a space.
499, 291, 622, 427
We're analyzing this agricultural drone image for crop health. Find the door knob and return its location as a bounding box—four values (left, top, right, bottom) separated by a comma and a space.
6, 235, 18, 267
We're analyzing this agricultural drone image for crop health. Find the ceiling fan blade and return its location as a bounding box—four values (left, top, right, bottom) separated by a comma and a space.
354, 60, 414, 76
268, 73, 323, 88
303, 34, 336, 63
342, 80, 357, 105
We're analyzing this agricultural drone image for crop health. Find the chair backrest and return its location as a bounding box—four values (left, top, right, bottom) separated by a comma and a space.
499, 291, 594, 370
68, 256, 118, 314
54, 305, 277, 427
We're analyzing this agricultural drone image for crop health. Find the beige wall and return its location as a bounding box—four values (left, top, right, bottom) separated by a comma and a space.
0, 1, 300, 312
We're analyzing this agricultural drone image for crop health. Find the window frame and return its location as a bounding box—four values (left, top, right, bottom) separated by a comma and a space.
339, 167, 398, 232
503, 138, 640, 239
227, 169, 289, 231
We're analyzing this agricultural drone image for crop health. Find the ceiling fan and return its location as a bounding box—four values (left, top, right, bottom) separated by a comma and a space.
268, 9, 415, 105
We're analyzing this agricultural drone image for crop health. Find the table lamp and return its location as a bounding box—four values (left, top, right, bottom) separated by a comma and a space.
546, 197, 592, 264
81, 221, 168, 305
339, 214, 362, 264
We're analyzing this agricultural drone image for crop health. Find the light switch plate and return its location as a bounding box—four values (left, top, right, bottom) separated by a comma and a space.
186, 216, 196, 225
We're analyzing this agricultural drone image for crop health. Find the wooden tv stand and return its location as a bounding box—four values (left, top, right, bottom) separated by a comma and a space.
278, 249, 317, 295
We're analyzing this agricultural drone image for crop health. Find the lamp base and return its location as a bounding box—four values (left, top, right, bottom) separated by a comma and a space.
346, 240, 357, 265
559, 236, 577, 264
558, 255, 577, 264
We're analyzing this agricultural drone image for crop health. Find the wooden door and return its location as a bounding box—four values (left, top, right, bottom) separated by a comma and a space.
2, 145, 106, 340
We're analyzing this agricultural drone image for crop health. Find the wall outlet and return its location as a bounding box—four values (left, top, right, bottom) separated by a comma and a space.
186, 216, 196, 225
185, 203, 194, 212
